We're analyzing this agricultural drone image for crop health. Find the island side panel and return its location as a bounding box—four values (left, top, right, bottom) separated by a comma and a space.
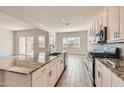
3, 71, 32, 87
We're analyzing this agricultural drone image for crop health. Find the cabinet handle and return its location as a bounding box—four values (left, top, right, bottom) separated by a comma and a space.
114, 32, 115, 38
116, 32, 119, 38
49, 70, 52, 77
98, 71, 101, 78
61, 59, 63, 63
115, 32, 118, 38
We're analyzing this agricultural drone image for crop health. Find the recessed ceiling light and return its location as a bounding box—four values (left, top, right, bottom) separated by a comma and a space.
62, 18, 65, 22
78, 16, 82, 19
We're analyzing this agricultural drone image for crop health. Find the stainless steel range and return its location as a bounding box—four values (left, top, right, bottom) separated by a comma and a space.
85, 46, 120, 86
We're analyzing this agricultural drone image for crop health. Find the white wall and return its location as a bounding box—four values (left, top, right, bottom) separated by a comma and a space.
0, 28, 13, 57
56, 31, 87, 54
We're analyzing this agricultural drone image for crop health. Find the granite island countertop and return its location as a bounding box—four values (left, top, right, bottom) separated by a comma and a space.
96, 58, 124, 81
0, 50, 67, 75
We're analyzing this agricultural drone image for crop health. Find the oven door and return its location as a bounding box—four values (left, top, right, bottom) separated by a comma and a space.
85, 56, 94, 83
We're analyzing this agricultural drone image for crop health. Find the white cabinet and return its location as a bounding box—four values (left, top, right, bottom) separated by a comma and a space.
108, 6, 119, 42
56, 58, 62, 79
32, 64, 49, 87
112, 73, 124, 87
95, 59, 102, 87
103, 7, 108, 27
48, 60, 57, 87
101, 64, 111, 87
108, 6, 124, 42
32, 54, 65, 87
117, 6, 124, 42
60, 55, 64, 73
32, 54, 64, 87
95, 59, 111, 87
32, 71, 48, 87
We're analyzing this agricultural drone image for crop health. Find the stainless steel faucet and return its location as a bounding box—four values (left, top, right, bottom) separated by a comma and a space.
49, 44, 55, 54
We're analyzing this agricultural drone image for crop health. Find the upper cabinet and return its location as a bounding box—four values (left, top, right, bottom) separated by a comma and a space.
102, 7, 108, 27
118, 7, 124, 42
108, 6, 124, 43
107, 6, 119, 43
88, 6, 124, 45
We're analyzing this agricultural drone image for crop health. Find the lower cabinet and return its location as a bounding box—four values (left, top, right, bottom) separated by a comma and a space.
48, 60, 57, 87
32, 71, 49, 87
95, 59, 111, 87
95, 59, 124, 87
33, 54, 64, 87
32, 63, 49, 87
56, 58, 62, 80
102, 66, 111, 87
95, 60, 102, 87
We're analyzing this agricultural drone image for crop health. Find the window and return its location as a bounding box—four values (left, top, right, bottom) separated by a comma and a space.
19, 37, 26, 54
63, 37, 80, 48
18, 36, 34, 55
26, 37, 34, 55
38, 36, 45, 48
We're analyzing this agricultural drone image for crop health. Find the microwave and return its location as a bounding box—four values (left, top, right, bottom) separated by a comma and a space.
95, 27, 107, 43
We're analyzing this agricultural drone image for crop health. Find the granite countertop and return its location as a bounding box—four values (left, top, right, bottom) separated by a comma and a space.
96, 58, 124, 81
0, 50, 67, 75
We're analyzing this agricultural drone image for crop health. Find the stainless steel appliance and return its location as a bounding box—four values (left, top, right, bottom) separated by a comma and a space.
85, 54, 95, 85
95, 27, 107, 43
85, 46, 120, 86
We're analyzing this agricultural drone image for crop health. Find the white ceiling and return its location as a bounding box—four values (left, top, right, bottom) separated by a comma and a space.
0, 6, 104, 32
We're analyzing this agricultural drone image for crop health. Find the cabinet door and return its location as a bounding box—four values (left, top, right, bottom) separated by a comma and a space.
48, 64, 57, 87
60, 56, 64, 73
103, 7, 108, 27
95, 67, 102, 87
102, 65, 111, 87
108, 6, 118, 41
32, 72, 48, 87
119, 6, 124, 40
32, 65, 49, 87
56, 60, 61, 79
95, 60, 102, 87
99, 13, 103, 29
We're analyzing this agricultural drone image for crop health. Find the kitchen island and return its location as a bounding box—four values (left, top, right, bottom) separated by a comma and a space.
0, 51, 67, 87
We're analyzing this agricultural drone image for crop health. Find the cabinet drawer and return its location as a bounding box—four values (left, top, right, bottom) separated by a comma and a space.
32, 64, 49, 81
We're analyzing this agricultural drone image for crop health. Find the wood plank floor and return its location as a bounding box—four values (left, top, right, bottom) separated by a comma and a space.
56, 55, 93, 87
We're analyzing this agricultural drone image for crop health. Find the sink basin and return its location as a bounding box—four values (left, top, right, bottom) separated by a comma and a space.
49, 52, 61, 56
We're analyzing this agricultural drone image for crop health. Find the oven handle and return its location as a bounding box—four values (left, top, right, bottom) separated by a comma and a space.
88, 60, 93, 63
84, 62, 89, 71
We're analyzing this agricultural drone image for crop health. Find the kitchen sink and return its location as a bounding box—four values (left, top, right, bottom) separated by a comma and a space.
48, 52, 61, 56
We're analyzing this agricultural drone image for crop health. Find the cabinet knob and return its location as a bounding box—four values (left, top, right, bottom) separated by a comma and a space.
114, 32, 116, 38
98, 71, 101, 78
116, 32, 119, 38
116, 32, 117, 38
